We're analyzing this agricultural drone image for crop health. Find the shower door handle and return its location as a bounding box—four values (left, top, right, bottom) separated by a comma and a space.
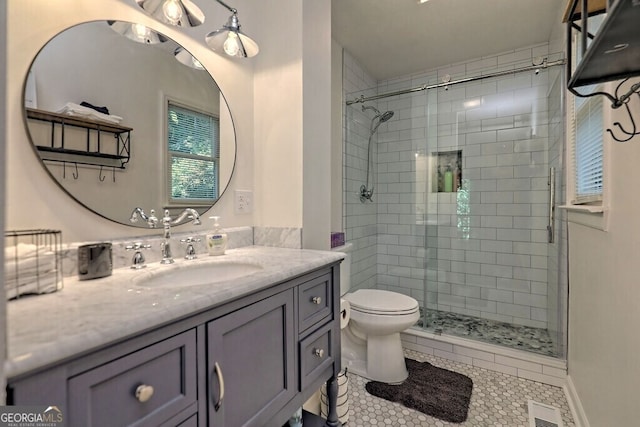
547, 167, 555, 244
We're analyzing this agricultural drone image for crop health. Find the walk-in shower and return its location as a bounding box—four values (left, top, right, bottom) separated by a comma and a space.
343, 53, 568, 359
360, 105, 394, 203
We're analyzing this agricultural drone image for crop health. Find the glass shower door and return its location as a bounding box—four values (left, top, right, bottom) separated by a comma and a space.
424, 67, 567, 358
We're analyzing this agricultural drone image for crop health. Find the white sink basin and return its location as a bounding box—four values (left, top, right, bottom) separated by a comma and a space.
136, 261, 263, 288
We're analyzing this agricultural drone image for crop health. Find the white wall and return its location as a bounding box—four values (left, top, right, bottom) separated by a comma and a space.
568, 81, 640, 426
330, 40, 344, 234
251, 1, 303, 229
301, 0, 331, 250
5, 0, 254, 242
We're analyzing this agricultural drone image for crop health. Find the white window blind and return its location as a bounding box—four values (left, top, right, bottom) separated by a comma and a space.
571, 93, 603, 204
167, 102, 220, 204
567, 13, 606, 206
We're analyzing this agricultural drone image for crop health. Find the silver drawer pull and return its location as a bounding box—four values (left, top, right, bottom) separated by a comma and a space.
212, 362, 225, 412
135, 384, 154, 403
312, 296, 322, 305
314, 348, 324, 358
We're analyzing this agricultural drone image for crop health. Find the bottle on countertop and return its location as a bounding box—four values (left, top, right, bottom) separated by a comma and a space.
206, 216, 228, 256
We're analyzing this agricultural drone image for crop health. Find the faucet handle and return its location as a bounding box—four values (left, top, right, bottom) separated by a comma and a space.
147, 210, 158, 228
125, 242, 151, 269
180, 237, 201, 260
125, 242, 151, 251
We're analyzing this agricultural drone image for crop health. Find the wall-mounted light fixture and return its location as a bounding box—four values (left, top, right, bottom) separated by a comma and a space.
174, 46, 205, 69
135, 0, 205, 27
205, 0, 259, 58
108, 21, 167, 44
135, 0, 259, 58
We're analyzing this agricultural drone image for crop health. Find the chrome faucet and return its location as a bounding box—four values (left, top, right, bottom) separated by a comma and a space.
130, 207, 201, 264
159, 209, 201, 264
129, 207, 158, 228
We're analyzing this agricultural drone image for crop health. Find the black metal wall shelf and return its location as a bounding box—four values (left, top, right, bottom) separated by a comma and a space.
566, 0, 640, 142
26, 107, 132, 168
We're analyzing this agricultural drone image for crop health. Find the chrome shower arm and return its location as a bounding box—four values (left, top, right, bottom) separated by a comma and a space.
215, 0, 237, 14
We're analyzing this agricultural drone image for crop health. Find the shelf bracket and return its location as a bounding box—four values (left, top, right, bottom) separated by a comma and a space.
566, 0, 640, 142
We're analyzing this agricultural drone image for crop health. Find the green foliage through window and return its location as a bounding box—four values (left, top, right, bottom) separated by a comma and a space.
167, 102, 219, 203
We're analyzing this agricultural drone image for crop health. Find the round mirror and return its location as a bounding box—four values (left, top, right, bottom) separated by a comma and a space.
23, 21, 236, 227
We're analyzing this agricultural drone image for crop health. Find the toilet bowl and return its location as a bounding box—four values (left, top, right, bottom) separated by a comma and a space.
332, 243, 420, 384
342, 289, 419, 384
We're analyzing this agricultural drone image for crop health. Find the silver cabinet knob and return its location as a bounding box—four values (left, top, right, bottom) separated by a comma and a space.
135, 384, 154, 402
314, 348, 324, 358
312, 296, 322, 305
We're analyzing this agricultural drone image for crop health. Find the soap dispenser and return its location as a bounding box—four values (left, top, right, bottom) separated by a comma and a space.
206, 216, 228, 256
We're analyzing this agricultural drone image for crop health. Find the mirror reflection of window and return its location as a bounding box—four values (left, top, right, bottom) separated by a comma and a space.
167, 101, 220, 206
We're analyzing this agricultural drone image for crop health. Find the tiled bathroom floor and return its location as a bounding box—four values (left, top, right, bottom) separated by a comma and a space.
345, 349, 575, 427
415, 308, 559, 358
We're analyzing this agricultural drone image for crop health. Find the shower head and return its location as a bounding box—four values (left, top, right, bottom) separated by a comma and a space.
379, 110, 394, 123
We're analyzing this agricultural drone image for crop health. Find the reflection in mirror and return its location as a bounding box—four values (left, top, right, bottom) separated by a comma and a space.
23, 21, 236, 227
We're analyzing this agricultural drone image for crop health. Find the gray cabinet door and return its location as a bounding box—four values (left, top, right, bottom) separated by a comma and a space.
207, 289, 296, 427
68, 330, 197, 427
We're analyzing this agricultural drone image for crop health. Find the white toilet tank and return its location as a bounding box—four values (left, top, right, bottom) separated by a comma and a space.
331, 243, 353, 296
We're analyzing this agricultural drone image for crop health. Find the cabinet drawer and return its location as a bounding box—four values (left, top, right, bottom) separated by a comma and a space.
299, 323, 335, 390
298, 272, 333, 333
68, 330, 197, 427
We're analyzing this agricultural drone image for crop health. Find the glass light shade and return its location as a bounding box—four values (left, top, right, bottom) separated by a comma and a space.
205, 28, 259, 58
107, 21, 165, 44
174, 47, 205, 70
162, 0, 183, 25
135, 0, 205, 27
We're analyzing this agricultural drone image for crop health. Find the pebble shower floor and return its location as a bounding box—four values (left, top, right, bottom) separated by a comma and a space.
345, 349, 575, 427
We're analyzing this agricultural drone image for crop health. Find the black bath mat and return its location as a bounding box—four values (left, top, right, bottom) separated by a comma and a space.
365, 358, 473, 423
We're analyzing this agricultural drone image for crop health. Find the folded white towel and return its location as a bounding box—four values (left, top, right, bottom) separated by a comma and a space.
56, 102, 124, 124
6, 275, 61, 300
4, 267, 57, 287
4, 243, 38, 260
4, 252, 56, 280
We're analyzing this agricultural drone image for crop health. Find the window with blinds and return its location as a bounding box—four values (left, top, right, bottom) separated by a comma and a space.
571, 89, 604, 204
167, 102, 219, 204
566, 12, 606, 205
571, 92, 604, 204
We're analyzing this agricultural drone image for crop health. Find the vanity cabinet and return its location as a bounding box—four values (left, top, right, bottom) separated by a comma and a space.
7, 263, 341, 427
67, 330, 197, 427
206, 289, 296, 426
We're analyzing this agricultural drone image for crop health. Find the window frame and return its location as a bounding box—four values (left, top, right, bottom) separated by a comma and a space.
562, 21, 613, 230
164, 96, 220, 208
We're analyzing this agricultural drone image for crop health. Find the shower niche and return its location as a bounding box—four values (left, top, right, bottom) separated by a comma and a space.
432, 150, 462, 193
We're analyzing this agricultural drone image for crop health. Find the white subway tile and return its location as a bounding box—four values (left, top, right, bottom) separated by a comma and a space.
473, 359, 518, 376
481, 288, 514, 303
467, 130, 497, 144
517, 369, 565, 387
416, 337, 454, 353
497, 302, 531, 319
494, 355, 540, 375
514, 292, 547, 309
497, 278, 531, 292
434, 349, 474, 365
481, 264, 513, 279
497, 253, 531, 268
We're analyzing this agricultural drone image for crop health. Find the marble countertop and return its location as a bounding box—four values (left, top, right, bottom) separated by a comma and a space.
6, 246, 344, 379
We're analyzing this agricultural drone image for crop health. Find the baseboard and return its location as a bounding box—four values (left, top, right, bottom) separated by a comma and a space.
564, 375, 590, 427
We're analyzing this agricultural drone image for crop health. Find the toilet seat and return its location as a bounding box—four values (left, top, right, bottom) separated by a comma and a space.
345, 289, 419, 316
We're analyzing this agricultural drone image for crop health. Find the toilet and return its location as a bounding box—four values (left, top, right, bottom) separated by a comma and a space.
333, 243, 420, 384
